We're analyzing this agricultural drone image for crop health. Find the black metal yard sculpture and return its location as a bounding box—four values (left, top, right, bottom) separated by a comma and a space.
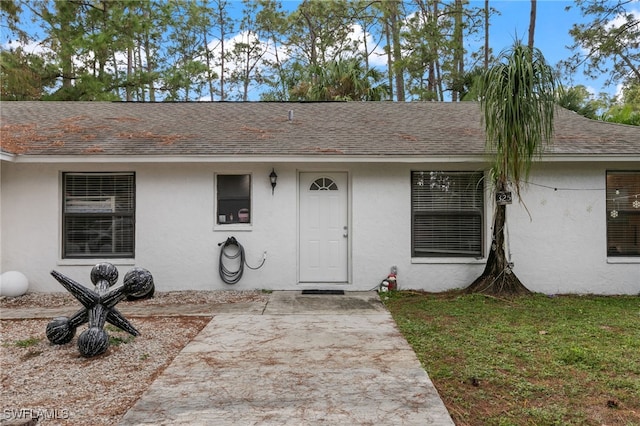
46, 263, 154, 358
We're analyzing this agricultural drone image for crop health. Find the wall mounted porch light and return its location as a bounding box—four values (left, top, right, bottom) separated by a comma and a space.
269, 169, 278, 194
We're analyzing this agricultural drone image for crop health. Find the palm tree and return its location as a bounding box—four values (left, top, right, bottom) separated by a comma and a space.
466, 42, 557, 296
290, 58, 389, 101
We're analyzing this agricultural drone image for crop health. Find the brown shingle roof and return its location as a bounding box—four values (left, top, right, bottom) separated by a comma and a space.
1, 101, 638, 158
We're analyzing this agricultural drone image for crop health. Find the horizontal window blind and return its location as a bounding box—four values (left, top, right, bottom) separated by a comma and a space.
412, 171, 484, 257
606, 171, 640, 257
63, 173, 135, 258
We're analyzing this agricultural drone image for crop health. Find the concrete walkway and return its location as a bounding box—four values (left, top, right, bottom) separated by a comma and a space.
1, 291, 454, 425
118, 291, 454, 426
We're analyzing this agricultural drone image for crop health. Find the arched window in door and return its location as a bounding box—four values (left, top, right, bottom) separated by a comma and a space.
310, 177, 338, 191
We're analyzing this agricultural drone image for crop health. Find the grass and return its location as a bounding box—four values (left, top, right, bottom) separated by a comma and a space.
106, 324, 136, 346
13, 337, 41, 348
381, 291, 640, 426
8, 336, 43, 360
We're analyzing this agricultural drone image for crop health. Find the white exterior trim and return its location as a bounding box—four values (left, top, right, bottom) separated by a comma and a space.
3, 154, 639, 164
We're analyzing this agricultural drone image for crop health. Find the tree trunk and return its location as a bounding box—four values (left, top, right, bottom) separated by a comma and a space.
57, 2, 74, 93
466, 186, 531, 296
619, 52, 640, 83
144, 31, 155, 102
428, 61, 435, 95
112, 51, 120, 98
528, 0, 536, 49
243, 48, 250, 102
217, 1, 226, 101
484, 0, 489, 70
362, 24, 369, 71
204, 30, 215, 102
126, 46, 133, 102
452, 0, 463, 101
427, 0, 439, 99
385, 21, 393, 100
137, 44, 145, 101
390, 6, 404, 101
384, 0, 404, 101
436, 59, 444, 101
220, 37, 226, 101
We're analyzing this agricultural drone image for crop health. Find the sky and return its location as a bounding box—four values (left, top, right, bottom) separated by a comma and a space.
479, 0, 636, 99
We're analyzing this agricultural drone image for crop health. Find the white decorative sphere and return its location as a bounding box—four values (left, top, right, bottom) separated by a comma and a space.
0, 271, 29, 297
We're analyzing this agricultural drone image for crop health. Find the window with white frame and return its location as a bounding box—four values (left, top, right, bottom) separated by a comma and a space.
412, 171, 484, 257
62, 172, 135, 258
217, 174, 251, 224
606, 171, 640, 257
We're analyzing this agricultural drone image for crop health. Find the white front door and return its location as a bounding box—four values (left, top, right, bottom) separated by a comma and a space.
299, 172, 348, 283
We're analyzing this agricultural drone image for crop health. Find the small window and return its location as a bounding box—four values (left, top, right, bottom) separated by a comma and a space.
62, 172, 135, 258
606, 171, 640, 257
411, 171, 484, 257
217, 174, 251, 224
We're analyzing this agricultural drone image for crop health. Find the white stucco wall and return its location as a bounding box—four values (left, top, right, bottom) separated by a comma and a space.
507, 163, 638, 295
1, 160, 638, 294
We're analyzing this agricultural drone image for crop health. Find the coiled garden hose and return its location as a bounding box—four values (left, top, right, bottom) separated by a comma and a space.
218, 237, 265, 284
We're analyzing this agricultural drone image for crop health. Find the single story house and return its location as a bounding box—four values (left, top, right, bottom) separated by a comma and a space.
1, 101, 638, 295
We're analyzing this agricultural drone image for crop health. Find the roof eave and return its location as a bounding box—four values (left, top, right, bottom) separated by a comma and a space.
540, 153, 640, 162
2, 152, 638, 164
0, 153, 490, 164
0, 151, 17, 162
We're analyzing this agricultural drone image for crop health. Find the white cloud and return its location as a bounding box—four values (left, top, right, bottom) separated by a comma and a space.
2, 39, 49, 56
584, 85, 597, 97
345, 23, 388, 68
199, 23, 389, 99
614, 83, 624, 102
606, 8, 639, 32
205, 30, 288, 79
205, 23, 388, 74
3, 37, 135, 75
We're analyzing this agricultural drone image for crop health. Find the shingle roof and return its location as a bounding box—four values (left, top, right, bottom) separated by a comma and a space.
1, 101, 638, 158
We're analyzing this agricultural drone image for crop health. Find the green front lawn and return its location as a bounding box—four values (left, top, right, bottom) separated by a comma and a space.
382, 291, 640, 426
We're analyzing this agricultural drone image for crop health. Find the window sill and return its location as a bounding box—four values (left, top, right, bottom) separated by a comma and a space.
213, 224, 253, 232
57, 258, 136, 266
607, 257, 640, 264
411, 257, 486, 265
